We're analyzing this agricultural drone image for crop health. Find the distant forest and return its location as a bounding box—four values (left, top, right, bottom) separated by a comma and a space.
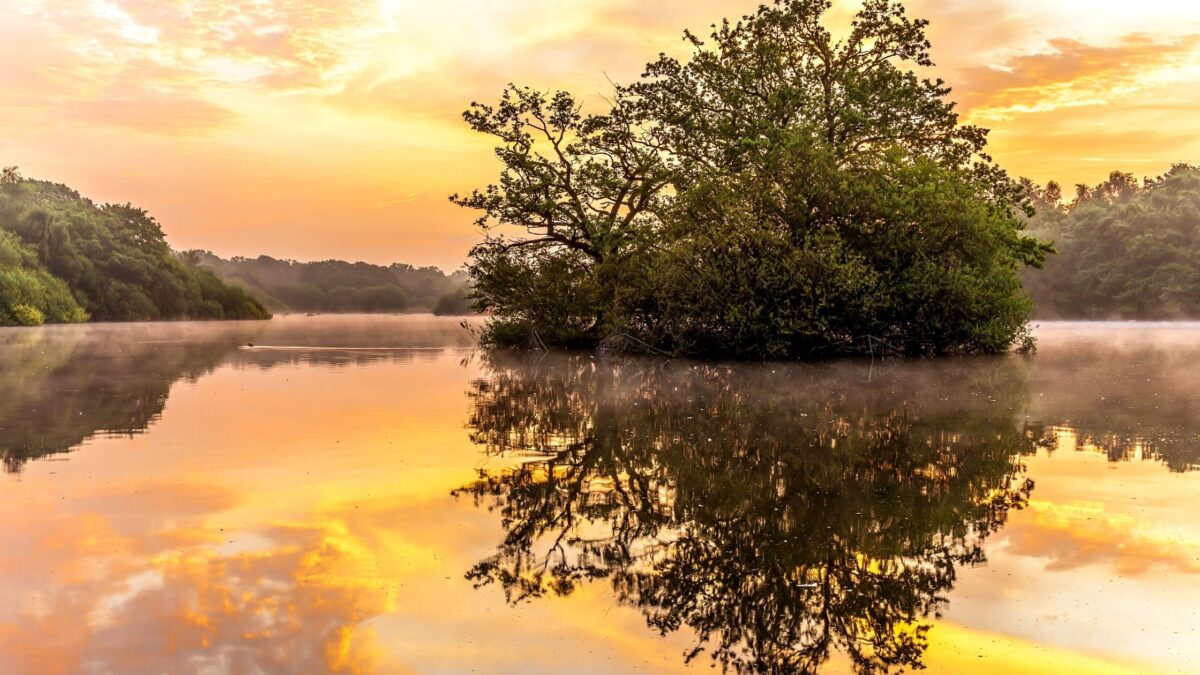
187, 251, 472, 316
6, 158, 1200, 330
0, 167, 472, 327
1022, 164, 1200, 319
0, 168, 268, 326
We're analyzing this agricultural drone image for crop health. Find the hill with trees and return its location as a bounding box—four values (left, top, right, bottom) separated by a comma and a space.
0, 167, 268, 326
1021, 164, 1200, 318
187, 252, 471, 315
453, 0, 1051, 358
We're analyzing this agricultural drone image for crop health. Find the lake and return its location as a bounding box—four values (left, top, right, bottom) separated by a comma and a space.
0, 315, 1197, 674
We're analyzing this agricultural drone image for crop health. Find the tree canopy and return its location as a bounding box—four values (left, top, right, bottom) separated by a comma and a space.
0, 168, 268, 325
0, 227, 87, 326
1021, 164, 1200, 318
454, 0, 1050, 358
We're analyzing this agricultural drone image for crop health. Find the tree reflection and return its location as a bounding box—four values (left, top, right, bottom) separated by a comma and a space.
0, 323, 257, 472
455, 354, 1037, 673
0, 316, 467, 472
1024, 341, 1200, 472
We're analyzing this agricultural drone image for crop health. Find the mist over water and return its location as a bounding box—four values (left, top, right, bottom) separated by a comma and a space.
0, 316, 1197, 673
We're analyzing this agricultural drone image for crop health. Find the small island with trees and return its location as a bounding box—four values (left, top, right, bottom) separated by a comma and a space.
452, 0, 1054, 358
453, 0, 1200, 358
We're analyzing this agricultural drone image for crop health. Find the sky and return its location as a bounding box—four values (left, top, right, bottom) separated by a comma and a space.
2, 0, 1200, 270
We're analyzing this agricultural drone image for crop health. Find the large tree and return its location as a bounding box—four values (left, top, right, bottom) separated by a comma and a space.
451, 87, 671, 343
627, 0, 990, 178
451, 87, 669, 265
453, 0, 1049, 357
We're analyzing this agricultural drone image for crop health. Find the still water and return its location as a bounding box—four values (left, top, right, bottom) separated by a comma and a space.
0, 315, 1198, 674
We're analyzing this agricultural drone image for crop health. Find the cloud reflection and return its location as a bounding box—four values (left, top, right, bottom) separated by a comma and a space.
0, 484, 396, 674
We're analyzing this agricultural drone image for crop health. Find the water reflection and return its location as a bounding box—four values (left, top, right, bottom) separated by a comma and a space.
0, 322, 257, 472
455, 353, 1038, 673
0, 479, 398, 673
1034, 426, 1200, 471
232, 313, 477, 370
1026, 326, 1200, 472
2, 319, 1200, 672
0, 315, 473, 473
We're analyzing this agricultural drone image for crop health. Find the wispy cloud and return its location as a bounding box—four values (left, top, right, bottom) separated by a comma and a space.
956, 34, 1200, 120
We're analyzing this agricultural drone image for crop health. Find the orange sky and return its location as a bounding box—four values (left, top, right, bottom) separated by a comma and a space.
2, 0, 1200, 270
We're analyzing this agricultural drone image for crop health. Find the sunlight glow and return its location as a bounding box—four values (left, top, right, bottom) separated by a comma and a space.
1, 0, 1199, 267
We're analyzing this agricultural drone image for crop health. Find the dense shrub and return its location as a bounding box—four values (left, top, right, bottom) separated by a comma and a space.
0, 229, 87, 325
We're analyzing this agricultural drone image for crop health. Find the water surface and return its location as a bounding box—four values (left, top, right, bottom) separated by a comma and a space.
0, 316, 1197, 674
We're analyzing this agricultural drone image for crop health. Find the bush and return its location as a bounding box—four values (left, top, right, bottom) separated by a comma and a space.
0, 230, 88, 326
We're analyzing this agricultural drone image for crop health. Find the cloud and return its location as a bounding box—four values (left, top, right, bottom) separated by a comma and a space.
4, 0, 1200, 265
91, 0, 377, 90
955, 33, 1200, 119
62, 89, 239, 134
926, 29, 1200, 182
1000, 500, 1200, 576
0, 486, 397, 674
0, 0, 383, 136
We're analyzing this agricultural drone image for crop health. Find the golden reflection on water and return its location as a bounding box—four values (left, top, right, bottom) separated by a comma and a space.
0, 317, 1197, 673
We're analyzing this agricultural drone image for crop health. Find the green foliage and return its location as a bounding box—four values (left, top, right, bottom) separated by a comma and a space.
0, 174, 268, 324
1022, 165, 1200, 318
0, 229, 88, 326
454, 0, 1048, 358
624, 141, 1042, 357
189, 252, 469, 314
432, 287, 473, 316
468, 244, 604, 345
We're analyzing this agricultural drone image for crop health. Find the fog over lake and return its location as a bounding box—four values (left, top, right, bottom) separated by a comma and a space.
0, 315, 1198, 674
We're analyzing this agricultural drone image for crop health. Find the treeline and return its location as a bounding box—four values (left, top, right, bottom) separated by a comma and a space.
188, 251, 472, 315
0, 167, 268, 326
1022, 164, 1200, 318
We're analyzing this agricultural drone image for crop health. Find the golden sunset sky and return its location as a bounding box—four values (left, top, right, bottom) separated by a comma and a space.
2, 0, 1200, 270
